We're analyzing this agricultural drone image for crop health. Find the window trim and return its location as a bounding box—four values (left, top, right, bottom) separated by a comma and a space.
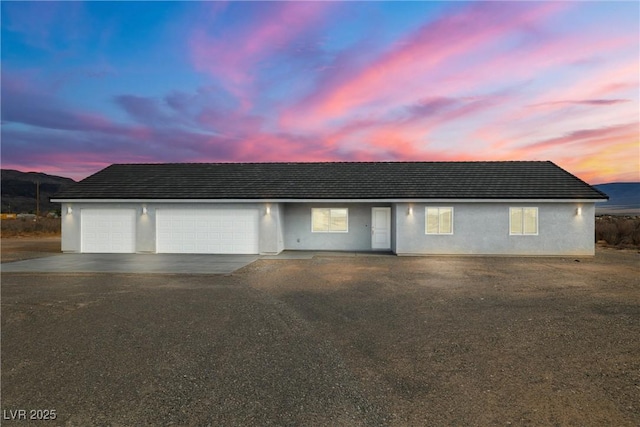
311, 208, 349, 233
509, 207, 539, 236
425, 207, 454, 235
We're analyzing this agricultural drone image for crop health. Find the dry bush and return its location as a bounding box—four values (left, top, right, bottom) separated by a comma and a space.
595, 220, 619, 244
1, 217, 61, 237
595, 216, 640, 248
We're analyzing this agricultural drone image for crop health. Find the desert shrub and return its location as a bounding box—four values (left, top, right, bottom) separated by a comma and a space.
632, 221, 640, 246
595, 220, 619, 244
595, 216, 640, 248
617, 219, 635, 245
1, 217, 61, 237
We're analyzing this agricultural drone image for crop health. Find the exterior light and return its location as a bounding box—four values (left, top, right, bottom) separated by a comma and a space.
576, 207, 582, 216
67, 206, 72, 215
265, 205, 271, 215
408, 206, 413, 215
142, 205, 148, 215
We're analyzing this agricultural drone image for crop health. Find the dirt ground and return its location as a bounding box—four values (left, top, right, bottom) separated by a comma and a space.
1, 236, 61, 263
1, 238, 639, 426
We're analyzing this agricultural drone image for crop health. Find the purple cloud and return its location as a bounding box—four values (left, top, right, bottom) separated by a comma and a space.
530, 99, 630, 107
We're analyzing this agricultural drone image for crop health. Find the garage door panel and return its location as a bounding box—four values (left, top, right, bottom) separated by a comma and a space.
81, 209, 136, 253
156, 208, 259, 254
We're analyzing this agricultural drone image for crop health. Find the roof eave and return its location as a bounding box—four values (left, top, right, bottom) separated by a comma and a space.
51, 197, 608, 203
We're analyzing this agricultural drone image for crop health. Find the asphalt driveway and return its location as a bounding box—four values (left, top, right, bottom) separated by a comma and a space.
0, 253, 259, 274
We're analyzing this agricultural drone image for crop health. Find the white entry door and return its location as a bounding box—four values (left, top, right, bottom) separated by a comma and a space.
81, 208, 136, 253
371, 207, 391, 250
156, 208, 259, 254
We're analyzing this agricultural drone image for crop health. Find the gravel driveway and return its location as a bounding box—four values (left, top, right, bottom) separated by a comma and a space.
2, 248, 639, 426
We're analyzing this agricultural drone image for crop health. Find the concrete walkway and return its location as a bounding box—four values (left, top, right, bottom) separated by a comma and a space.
261, 250, 394, 259
0, 253, 259, 274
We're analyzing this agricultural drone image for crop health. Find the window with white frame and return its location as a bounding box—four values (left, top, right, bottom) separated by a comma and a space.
425, 207, 453, 234
312, 208, 348, 232
510, 207, 538, 235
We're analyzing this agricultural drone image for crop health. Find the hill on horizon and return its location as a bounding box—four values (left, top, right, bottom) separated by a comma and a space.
594, 182, 640, 215
1, 169, 75, 214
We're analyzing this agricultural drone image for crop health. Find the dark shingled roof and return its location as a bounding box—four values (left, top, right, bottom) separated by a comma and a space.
52, 161, 608, 200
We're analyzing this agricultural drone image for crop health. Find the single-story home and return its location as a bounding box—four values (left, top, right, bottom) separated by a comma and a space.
51, 161, 608, 256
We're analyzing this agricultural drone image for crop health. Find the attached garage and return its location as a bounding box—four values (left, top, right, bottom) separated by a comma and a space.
156, 208, 259, 254
54, 162, 607, 256
81, 208, 136, 253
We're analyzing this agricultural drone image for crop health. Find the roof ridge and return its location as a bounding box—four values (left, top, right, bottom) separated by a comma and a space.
109, 160, 551, 166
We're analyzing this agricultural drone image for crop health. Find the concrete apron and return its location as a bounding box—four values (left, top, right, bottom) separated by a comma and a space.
1, 254, 260, 275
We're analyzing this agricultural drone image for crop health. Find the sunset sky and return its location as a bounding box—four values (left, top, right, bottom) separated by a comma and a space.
1, 1, 638, 183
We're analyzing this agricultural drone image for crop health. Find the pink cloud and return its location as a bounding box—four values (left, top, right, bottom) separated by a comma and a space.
3, 2, 637, 185
449, 34, 635, 104
522, 123, 638, 152
567, 142, 640, 184
2, 154, 128, 182
486, 122, 639, 183
278, 0, 639, 155
529, 99, 629, 107
402, 31, 638, 159
281, 1, 567, 132
301, 92, 509, 161
196, 107, 265, 140
469, 55, 639, 158
230, 134, 334, 163
526, 58, 638, 110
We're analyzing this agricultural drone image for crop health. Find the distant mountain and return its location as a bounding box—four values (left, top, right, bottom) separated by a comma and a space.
594, 182, 640, 215
1, 169, 75, 214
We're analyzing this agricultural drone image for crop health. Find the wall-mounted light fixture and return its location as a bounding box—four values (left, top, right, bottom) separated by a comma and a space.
576, 206, 582, 216
67, 206, 72, 215
407, 206, 413, 215
142, 205, 148, 215
265, 205, 271, 215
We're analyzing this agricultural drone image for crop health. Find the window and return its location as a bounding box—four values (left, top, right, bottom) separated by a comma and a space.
510, 207, 538, 235
425, 207, 453, 234
312, 208, 348, 232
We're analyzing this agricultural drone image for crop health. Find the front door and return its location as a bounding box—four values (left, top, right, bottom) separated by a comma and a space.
371, 207, 391, 250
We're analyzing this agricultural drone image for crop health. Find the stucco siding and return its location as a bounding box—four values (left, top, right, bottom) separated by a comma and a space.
390, 205, 397, 253
260, 203, 284, 254
62, 201, 595, 256
61, 202, 278, 254
283, 203, 391, 251
61, 203, 81, 252
395, 202, 595, 256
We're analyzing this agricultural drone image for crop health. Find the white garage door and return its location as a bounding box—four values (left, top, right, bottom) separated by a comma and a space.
156, 208, 259, 254
81, 209, 136, 253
